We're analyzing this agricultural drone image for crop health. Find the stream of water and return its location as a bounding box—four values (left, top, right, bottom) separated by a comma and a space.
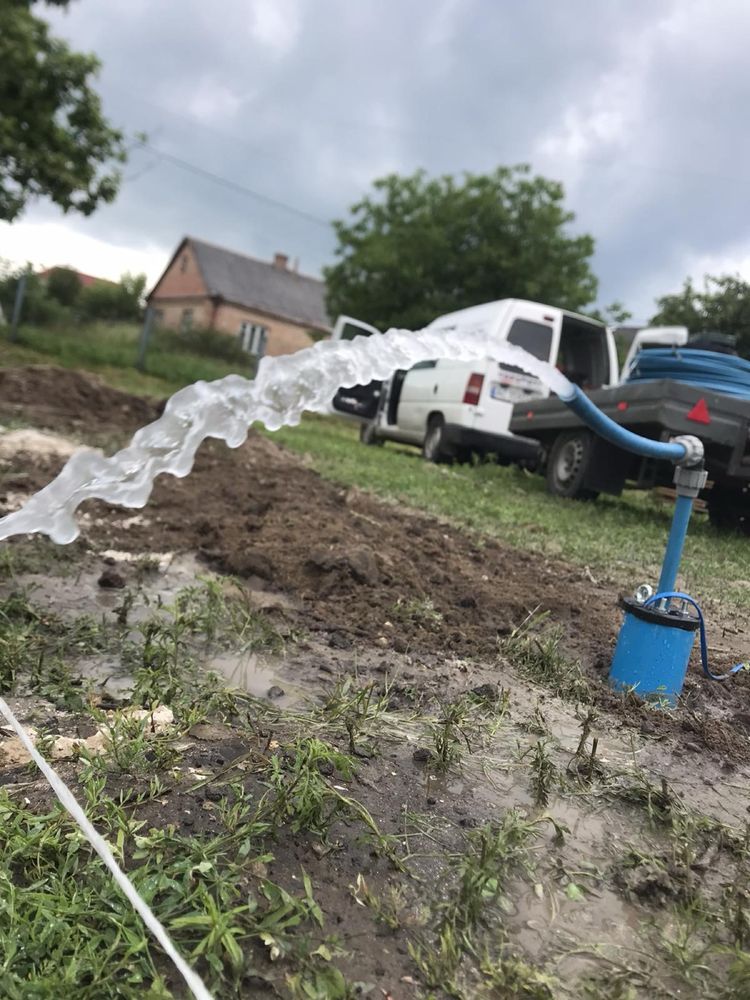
0, 324, 574, 544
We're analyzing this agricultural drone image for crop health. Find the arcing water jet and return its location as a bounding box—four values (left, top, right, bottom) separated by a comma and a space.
0, 324, 570, 545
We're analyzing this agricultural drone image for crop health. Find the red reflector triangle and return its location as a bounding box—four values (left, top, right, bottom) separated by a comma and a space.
686, 398, 711, 424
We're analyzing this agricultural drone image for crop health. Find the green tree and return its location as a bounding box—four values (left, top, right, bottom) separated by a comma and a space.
0, 0, 126, 221
0, 260, 66, 324
651, 274, 750, 354
79, 272, 146, 322
324, 166, 598, 331
46, 266, 81, 306
589, 300, 632, 326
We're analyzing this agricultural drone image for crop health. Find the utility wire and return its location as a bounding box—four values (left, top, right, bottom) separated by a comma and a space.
137, 140, 331, 229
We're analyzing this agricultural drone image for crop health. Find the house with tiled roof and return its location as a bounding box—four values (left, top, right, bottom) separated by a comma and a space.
147, 237, 330, 357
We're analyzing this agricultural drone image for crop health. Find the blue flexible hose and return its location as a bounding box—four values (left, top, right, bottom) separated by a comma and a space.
565, 385, 688, 462
626, 348, 750, 399
644, 591, 747, 681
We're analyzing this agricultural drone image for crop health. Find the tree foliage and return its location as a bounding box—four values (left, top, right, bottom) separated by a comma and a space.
324, 166, 598, 330
0, 260, 60, 324
0, 260, 145, 325
78, 273, 146, 322
589, 300, 632, 326
651, 274, 750, 355
0, 0, 126, 221
46, 266, 81, 306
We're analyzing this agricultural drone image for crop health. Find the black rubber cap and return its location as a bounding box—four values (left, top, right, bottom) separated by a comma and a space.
619, 596, 700, 632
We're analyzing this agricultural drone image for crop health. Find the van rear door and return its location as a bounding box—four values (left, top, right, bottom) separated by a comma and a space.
329, 315, 384, 420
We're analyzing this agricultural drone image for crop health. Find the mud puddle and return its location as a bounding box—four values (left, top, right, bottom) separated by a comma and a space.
208, 650, 303, 708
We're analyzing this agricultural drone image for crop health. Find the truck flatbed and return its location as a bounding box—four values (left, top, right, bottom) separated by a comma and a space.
512, 379, 748, 456
509, 378, 750, 530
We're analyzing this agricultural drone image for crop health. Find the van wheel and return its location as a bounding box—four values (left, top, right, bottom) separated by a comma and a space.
546, 431, 599, 500
359, 421, 383, 446
423, 415, 450, 463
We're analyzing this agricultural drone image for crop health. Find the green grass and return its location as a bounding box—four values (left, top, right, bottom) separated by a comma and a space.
269, 415, 750, 608
0, 323, 255, 397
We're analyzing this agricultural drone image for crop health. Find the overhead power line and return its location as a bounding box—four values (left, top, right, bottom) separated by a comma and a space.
137, 140, 331, 229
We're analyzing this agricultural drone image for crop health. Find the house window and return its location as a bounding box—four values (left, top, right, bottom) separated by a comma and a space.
180, 254, 188, 273
238, 321, 268, 357
180, 308, 194, 332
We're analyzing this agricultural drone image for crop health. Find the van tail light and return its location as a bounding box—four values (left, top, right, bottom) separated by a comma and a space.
463, 372, 484, 405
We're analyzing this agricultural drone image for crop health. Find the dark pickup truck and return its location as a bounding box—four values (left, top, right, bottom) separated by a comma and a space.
509, 379, 750, 532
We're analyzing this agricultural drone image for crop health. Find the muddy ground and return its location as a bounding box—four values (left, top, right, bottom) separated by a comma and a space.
1, 365, 750, 999
2, 366, 749, 758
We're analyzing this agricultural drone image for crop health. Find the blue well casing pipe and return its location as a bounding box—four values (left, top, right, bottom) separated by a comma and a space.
609, 597, 699, 706
560, 386, 706, 703
657, 494, 694, 594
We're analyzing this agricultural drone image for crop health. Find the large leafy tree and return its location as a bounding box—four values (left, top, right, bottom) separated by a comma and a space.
651, 274, 750, 355
0, 0, 126, 221
324, 166, 598, 330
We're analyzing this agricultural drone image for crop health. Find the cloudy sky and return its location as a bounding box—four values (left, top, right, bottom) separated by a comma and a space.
4, 0, 750, 321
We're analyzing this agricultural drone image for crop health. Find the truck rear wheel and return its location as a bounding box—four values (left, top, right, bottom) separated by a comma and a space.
423, 415, 451, 463
707, 486, 750, 534
546, 430, 599, 500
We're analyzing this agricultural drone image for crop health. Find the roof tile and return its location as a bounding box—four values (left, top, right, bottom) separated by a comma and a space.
190, 239, 329, 330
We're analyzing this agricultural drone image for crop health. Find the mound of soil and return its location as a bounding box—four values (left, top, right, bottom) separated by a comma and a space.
0, 365, 159, 436
77, 432, 617, 666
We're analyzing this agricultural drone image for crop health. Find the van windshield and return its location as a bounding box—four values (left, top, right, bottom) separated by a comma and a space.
507, 319, 553, 360
340, 322, 373, 340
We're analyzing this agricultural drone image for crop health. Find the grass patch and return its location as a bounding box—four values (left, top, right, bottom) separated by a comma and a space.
0, 588, 107, 701
409, 811, 544, 994
0, 322, 256, 398
0, 578, 284, 721
500, 609, 591, 702
125, 579, 285, 721
269, 415, 750, 609
0, 783, 351, 998
0, 537, 89, 580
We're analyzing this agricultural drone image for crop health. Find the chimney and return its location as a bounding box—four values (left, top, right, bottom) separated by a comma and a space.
273, 252, 289, 270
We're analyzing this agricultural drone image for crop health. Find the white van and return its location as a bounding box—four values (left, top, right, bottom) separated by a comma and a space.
329, 299, 618, 463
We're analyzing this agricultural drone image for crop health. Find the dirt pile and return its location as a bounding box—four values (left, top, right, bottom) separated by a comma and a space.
0, 365, 159, 435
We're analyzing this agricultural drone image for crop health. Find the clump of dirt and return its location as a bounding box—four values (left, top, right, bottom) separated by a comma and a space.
613, 854, 696, 906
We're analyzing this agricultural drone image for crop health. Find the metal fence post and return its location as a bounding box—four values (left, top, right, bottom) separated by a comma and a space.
9, 271, 28, 343
135, 306, 155, 372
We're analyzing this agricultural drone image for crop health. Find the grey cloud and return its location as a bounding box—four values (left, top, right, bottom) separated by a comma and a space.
32, 0, 750, 316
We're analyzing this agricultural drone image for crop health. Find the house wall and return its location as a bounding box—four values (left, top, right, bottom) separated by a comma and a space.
149, 239, 323, 355
152, 298, 214, 329
150, 243, 206, 298
213, 302, 317, 356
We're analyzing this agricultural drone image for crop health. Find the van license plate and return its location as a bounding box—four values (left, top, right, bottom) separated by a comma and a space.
491, 382, 526, 402
490, 383, 511, 400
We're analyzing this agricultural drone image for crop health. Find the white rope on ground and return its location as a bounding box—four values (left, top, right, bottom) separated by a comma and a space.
0, 697, 215, 1000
